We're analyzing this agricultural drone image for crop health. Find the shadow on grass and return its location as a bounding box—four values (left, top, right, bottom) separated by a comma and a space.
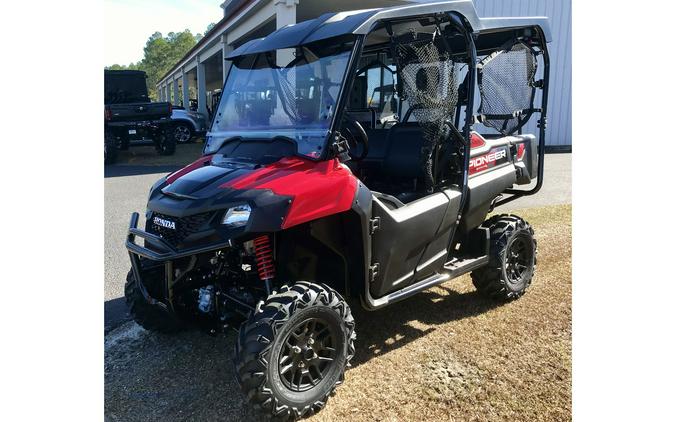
105, 327, 255, 422
105, 297, 130, 334
349, 285, 500, 368
105, 284, 499, 421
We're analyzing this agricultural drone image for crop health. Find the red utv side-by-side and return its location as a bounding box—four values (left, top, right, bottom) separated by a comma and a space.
124, 1, 551, 419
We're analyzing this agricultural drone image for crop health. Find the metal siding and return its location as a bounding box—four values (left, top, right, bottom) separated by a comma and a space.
474, 0, 571, 146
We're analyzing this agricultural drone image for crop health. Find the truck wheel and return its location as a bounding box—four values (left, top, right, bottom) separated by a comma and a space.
174, 123, 193, 144
124, 269, 184, 333
155, 125, 176, 156
104, 131, 118, 165
471, 215, 537, 301
234, 282, 356, 420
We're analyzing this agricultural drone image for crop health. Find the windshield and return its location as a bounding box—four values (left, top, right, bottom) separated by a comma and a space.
205, 38, 355, 158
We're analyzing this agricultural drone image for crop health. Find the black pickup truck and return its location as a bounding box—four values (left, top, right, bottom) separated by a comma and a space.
104, 70, 176, 164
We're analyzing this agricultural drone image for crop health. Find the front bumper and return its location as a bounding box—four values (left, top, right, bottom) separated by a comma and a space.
107, 120, 172, 141
126, 212, 232, 261
107, 118, 172, 129
125, 212, 232, 306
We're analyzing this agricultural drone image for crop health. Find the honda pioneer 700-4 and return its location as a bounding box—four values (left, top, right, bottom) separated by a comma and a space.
124, 1, 551, 419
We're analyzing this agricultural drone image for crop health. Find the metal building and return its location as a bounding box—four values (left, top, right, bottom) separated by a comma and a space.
156, 0, 571, 148
474, 0, 571, 148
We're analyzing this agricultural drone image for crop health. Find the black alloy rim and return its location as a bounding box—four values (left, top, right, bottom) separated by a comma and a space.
278, 317, 337, 392
505, 235, 532, 284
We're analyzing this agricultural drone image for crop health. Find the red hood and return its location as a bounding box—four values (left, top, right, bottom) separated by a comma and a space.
164, 155, 359, 230
223, 156, 358, 229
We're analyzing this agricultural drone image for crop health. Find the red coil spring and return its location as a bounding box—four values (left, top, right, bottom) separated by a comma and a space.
253, 235, 276, 281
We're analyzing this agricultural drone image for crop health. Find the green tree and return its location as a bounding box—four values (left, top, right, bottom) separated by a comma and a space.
105, 29, 199, 101
204, 22, 216, 36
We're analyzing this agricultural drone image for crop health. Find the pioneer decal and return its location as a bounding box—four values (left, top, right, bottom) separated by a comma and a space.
469, 147, 508, 175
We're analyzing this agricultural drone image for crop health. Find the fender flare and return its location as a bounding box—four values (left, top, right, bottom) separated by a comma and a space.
171, 119, 196, 132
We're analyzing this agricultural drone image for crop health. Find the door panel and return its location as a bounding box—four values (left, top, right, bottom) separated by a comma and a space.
413, 188, 462, 280
370, 193, 449, 297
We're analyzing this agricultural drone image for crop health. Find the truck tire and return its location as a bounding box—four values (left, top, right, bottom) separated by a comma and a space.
124, 269, 185, 333
104, 131, 118, 165
471, 214, 537, 301
234, 281, 356, 420
155, 124, 176, 156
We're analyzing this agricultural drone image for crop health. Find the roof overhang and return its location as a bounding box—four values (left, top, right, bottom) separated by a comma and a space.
226, 0, 552, 60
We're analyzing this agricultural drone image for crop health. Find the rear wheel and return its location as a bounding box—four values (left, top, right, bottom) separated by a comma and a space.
234, 282, 355, 420
471, 214, 537, 300
155, 124, 176, 155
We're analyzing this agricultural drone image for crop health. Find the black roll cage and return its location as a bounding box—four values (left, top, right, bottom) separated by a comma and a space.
333, 12, 478, 232
317, 10, 550, 230
214, 8, 549, 214
492, 25, 550, 207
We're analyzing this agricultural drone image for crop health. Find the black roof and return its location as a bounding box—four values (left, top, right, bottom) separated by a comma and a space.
226, 0, 551, 60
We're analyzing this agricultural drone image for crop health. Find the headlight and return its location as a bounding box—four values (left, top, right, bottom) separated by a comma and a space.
222, 204, 251, 227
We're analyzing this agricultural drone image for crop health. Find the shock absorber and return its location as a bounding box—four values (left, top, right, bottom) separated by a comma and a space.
253, 235, 275, 295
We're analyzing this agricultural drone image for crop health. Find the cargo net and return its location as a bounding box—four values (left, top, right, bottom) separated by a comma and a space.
478, 42, 537, 135
395, 32, 459, 191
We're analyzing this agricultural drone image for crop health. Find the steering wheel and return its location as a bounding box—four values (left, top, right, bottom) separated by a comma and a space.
341, 113, 369, 161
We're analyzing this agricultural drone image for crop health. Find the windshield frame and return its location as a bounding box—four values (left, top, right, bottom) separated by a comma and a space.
204, 34, 365, 161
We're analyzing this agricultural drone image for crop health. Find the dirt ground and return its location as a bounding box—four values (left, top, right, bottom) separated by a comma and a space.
105, 204, 571, 422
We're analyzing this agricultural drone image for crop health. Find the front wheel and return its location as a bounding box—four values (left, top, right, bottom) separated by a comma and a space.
234, 282, 355, 420
471, 214, 537, 301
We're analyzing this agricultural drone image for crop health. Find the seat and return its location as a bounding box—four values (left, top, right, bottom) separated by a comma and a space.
379, 123, 427, 202
349, 122, 429, 203
381, 123, 424, 178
